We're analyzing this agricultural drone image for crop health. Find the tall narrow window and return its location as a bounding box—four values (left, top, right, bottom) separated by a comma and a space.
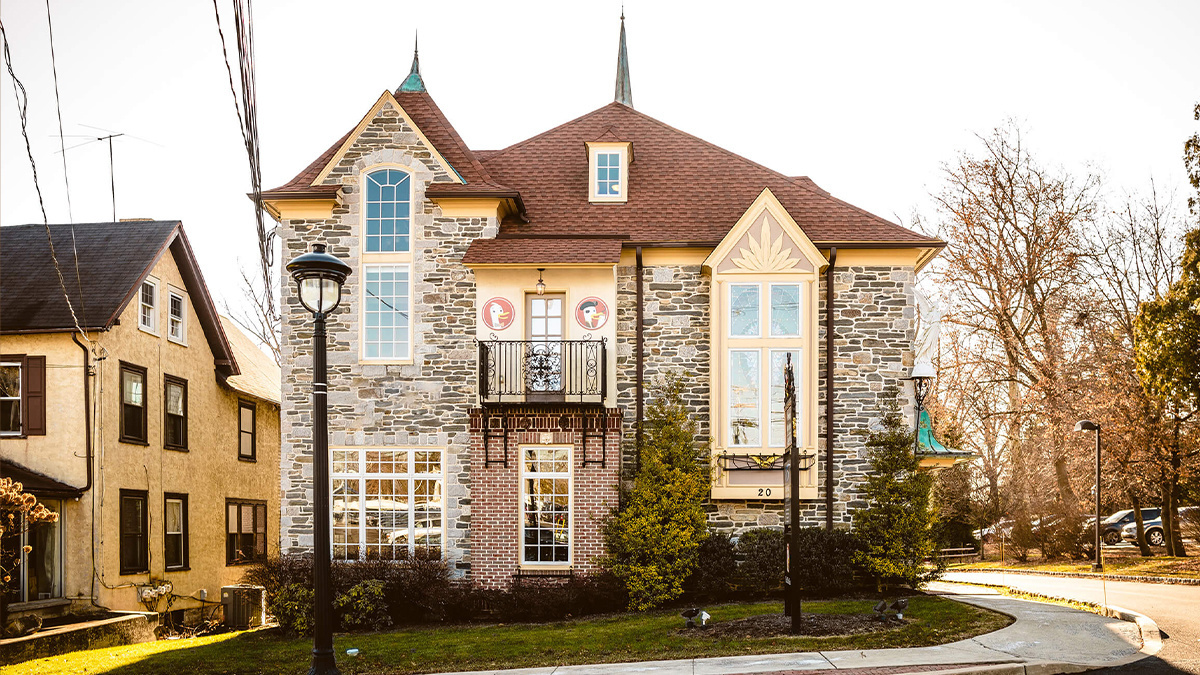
120, 363, 148, 444
238, 400, 257, 461
331, 448, 443, 560
164, 494, 188, 570
363, 265, 411, 360
226, 499, 267, 565
164, 376, 187, 449
4, 500, 62, 601
139, 279, 158, 333
522, 446, 571, 564
364, 169, 411, 253
768, 349, 802, 447
729, 284, 760, 337
0, 359, 21, 436
595, 152, 621, 196
167, 291, 186, 343
120, 490, 148, 574
729, 350, 761, 446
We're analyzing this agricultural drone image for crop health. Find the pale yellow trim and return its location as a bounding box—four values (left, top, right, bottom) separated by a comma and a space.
311, 90, 464, 187
918, 457, 960, 470
430, 197, 504, 218
703, 188, 829, 274
263, 198, 338, 221
712, 486, 818, 500
617, 248, 710, 266
360, 252, 413, 264
831, 248, 922, 267
465, 262, 615, 270
915, 246, 942, 273
586, 143, 629, 204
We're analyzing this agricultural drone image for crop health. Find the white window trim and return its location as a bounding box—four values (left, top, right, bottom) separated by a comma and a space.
520, 444, 573, 567
0, 359, 21, 437
727, 349, 762, 448
330, 447, 446, 560
361, 166, 415, 257
167, 288, 187, 345
164, 497, 186, 570
768, 283, 802, 338
138, 277, 159, 335
727, 282, 762, 339
587, 146, 629, 203
360, 263, 414, 364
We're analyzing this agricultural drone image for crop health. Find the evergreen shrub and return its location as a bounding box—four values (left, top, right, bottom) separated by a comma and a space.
735, 528, 786, 596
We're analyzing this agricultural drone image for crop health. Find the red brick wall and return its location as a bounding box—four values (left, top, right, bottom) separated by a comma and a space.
468, 407, 622, 589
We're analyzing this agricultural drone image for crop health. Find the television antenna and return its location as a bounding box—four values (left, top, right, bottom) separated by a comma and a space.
54, 124, 161, 221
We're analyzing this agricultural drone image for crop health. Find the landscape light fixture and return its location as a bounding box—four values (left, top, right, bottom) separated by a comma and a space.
536, 268, 546, 295
287, 243, 352, 675
1075, 419, 1103, 573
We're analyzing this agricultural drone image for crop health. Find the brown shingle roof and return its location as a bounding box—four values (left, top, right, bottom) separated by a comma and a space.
462, 238, 623, 266
221, 316, 281, 404
481, 102, 938, 245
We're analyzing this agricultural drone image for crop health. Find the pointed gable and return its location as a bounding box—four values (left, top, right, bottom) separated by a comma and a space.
704, 188, 828, 275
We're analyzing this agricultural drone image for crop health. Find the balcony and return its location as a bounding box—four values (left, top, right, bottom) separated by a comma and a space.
478, 339, 608, 406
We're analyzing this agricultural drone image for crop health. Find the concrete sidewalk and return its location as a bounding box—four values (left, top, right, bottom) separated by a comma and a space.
432, 583, 1149, 675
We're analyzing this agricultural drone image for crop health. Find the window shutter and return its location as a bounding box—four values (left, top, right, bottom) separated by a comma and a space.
24, 356, 46, 435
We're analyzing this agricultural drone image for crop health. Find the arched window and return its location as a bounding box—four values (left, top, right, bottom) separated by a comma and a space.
364, 169, 411, 253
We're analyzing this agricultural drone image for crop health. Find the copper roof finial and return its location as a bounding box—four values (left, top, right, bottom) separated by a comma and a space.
614, 10, 633, 107
400, 31, 426, 93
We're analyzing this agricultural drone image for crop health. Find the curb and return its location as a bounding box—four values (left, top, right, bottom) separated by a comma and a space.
1101, 605, 1163, 656
895, 663, 1091, 675
949, 567, 1200, 586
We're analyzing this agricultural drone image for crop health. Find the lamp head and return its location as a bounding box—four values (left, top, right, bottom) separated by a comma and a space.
535, 268, 546, 296
286, 243, 352, 316
1075, 420, 1100, 432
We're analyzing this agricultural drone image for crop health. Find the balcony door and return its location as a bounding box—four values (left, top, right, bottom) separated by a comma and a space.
526, 293, 564, 393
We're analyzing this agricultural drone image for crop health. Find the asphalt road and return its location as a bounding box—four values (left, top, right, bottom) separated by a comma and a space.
943, 571, 1200, 674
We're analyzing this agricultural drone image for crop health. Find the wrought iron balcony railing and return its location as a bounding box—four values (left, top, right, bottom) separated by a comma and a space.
478, 339, 607, 405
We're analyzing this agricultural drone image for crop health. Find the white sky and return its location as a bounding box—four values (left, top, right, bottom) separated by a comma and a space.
3, 0, 1198, 319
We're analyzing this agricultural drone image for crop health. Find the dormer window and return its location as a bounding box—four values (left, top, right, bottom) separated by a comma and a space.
586, 142, 631, 203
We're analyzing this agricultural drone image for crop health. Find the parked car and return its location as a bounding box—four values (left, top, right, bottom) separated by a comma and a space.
1122, 507, 1198, 546
1099, 508, 1160, 546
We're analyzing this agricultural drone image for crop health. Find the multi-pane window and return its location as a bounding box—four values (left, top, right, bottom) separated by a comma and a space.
1, 359, 21, 436
595, 152, 621, 197
3, 499, 62, 602
168, 291, 186, 343
364, 169, 411, 253
139, 279, 157, 332
226, 499, 267, 565
164, 376, 187, 450
120, 490, 148, 574
332, 448, 443, 560
164, 494, 188, 570
120, 363, 147, 444
363, 265, 411, 360
726, 283, 803, 448
522, 446, 570, 564
238, 400, 256, 461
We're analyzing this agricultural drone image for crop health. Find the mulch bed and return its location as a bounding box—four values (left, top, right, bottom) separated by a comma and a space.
682, 612, 909, 639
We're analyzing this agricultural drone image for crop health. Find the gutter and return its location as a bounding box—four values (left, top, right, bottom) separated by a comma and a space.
825, 247, 836, 531
635, 246, 644, 469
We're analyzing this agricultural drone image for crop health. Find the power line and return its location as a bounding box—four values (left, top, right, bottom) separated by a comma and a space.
0, 19, 92, 347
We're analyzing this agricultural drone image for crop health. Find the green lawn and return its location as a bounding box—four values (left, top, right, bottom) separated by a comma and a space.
4, 596, 1011, 675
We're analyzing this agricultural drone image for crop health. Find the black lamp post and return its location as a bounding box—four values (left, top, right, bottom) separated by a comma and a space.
1075, 419, 1102, 573
287, 243, 351, 675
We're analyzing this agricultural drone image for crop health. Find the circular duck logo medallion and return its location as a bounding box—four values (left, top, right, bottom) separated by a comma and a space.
481, 297, 515, 331
575, 297, 609, 330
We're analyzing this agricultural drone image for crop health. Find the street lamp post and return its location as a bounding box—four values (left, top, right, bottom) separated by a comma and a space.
1075, 420, 1102, 573
287, 243, 352, 675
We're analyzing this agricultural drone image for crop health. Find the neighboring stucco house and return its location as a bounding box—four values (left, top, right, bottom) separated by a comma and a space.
0, 221, 280, 623
265, 21, 944, 588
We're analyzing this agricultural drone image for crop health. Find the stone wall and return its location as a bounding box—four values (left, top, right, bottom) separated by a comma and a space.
279, 100, 493, 574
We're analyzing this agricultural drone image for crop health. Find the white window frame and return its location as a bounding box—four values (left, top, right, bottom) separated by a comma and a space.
727, 349, 762, 448
330, 447, 445, 560
768, 283, 802, 338
167, 289, 187, 345
164, 496, 186, 571
0, 359, 21, 437
728, 282, 762, 339
520, 445, 573, 566
13, 499, 62, 603
361, 264, 413, 362
587, 146, 629, 203
767, 348, 802, 448
138, 278, 158, 334
363, 168, 413, 254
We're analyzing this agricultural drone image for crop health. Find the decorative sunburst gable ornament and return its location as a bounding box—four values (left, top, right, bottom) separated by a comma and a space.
730, 220, 801, 272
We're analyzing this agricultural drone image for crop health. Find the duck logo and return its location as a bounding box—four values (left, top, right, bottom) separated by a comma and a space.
481, 297, 514, 331
575, 297, 609, 330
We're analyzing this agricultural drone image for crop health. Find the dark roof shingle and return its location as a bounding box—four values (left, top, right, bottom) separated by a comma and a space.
462, 238, 623, 266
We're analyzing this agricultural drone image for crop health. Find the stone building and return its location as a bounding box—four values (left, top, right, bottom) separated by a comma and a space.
264, 20, 945, 588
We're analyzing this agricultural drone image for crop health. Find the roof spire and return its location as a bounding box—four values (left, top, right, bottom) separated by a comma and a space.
614, 10, 633, 107
400, 31, 426, 93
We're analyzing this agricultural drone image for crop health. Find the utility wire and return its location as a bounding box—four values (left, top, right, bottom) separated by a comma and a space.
0, 19, 92, 347
44, 0, 88, 328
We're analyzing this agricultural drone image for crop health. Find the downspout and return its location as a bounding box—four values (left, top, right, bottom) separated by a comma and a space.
824, 248, 836, 531
72, 332, 94, 495
635, 246, 644, 470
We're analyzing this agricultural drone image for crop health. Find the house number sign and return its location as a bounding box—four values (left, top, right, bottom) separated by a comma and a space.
575, 297, 609, 330
481, 297, 515, 331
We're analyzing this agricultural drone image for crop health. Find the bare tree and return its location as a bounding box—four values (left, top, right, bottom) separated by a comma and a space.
226, 264, 281, 365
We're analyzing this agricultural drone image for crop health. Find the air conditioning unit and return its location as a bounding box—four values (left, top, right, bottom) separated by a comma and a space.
221, 585, 265, 629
